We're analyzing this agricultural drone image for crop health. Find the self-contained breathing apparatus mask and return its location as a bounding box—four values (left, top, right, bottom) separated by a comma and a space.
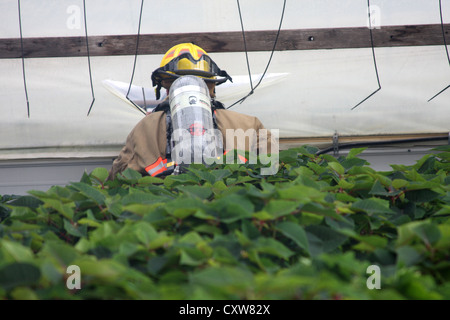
166, 75, 223, 175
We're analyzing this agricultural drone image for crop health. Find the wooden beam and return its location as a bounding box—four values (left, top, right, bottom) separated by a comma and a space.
1, 24, 449, 59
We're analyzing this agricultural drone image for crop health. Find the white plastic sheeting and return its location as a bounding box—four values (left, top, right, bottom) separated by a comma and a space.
0, 0, 449, 160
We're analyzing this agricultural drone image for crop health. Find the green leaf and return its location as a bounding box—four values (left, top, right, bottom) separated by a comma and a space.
372, 174, 392, 188
10, 287, 39, 300
308, 162, 327, 175
118, 241, 140, 257
291, 166, 315, 178
176, 185, 213, 200
252, 210, 273, 221
338, 178, 355, 190
133, 222, 158, 246
347, 147, 367, 159
178, 231, 203, 245
2, 221, 41, 233
275, 221, 309, 254
369, 180, 391, 196
7, 195, 43, 209
405, 189, 441, 203
0, 263, 41, 290
351, 198, 395, 215
245, 184, 275, 200
148, 233, 173, 250
278, 184, 325, 203
436, 152, 450, 161
296, 145, 319, 156
187, 167, 217, 184
119, 168, 143, 181
42, 198, 74, 220
397, 221, 441, 247
89, 167, 109, 184
9, 207, 37, 220
0, 239, 34, 263
253, 237, 294, 260
212, 180, 228, 193
301, 202, 343, 220
396, 246, 423, 267
210, 169, 233, 181
40, 240, 79, 267
413, 154, 435, 173
432, 204, 450, 217
404, 169, 427, 182
122, 203, 161, 217
227, 175, 258, 186
190, 266, 253, 289
264, 200, 298, 219
74, 259, 125, 280
392, 179, 409, 189
298, 212, 324, 225
165, 197, 205, 219
77, 218, 101, 228
328, 161, 345, 176
234, 229, 251, 247
63, 219, 86, 238
435, 224, 450, 250
211, 194, 254, 223
121, 192, 168, 205
412, 222, 441, 245
432, 145, 450, 152
305, 225, 348, 257
180, 247, 207, 266
339, 229, 388, 252
71, 182, 106, 205
279, 149, 300, 163
137, 175, 165, 185
164, 173, 200, 188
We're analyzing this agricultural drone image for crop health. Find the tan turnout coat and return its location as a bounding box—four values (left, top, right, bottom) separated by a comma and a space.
107, 108, 274, 180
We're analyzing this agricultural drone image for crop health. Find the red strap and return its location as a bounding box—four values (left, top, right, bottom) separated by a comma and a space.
145, 157, 168, 176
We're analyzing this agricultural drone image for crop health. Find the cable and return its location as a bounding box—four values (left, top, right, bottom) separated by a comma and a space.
126, 0, 147, 115
351, 0, 381, 110
227, 0, 287, 109
18, 0, 30, 118
237, 0, 254, 94
352, 0, 382, 109
84, 0, 96, 116
142, 87, 147, 110
428, 0, 450, 102
316, 135, 448, 155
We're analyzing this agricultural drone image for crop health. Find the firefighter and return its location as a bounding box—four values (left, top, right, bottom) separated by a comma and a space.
107, 43, 274, 180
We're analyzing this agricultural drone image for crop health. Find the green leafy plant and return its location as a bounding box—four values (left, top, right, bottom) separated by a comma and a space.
0, 145, 449, 300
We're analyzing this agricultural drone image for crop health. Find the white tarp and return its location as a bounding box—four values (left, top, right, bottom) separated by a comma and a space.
0, 0, 449, 159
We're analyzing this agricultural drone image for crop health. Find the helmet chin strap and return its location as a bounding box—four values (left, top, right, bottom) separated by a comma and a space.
155, 84, 162, 100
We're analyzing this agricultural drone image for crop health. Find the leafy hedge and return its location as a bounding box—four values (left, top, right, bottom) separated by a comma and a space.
0, 146, 449, 300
